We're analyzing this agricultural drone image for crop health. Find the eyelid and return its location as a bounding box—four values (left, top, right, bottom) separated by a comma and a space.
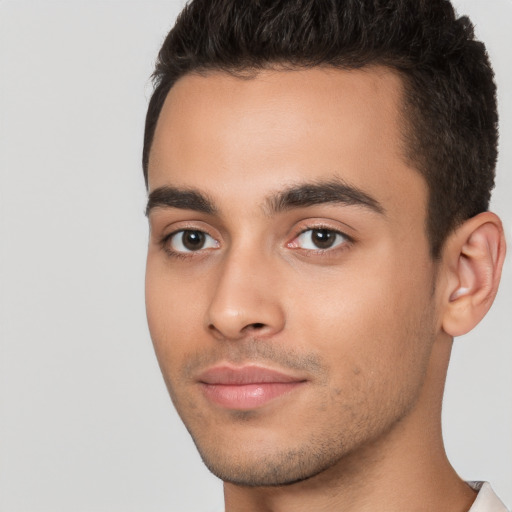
286, 224, 353, 252
172, 230, 218, 251
157, 219, 220, 243
160, 225, 220, 258
157, 220, 353, 259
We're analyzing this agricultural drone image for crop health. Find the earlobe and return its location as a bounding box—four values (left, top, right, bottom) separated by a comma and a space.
441, 212, 506, 337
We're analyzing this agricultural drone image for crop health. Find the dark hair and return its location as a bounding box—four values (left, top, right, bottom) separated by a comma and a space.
143, 0, 498, 257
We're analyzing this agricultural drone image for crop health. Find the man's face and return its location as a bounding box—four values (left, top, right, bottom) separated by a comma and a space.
145, 67, 440, 486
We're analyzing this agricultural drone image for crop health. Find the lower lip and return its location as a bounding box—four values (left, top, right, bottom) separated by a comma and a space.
200, 382, 304, 410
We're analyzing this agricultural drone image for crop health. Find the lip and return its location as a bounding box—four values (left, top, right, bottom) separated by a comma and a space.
197, 365, 307, 410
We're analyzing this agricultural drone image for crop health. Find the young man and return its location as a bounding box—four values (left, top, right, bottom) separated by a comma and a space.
143, 1, 508, 510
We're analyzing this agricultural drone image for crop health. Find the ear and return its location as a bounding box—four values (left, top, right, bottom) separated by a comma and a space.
441, 212, 506, 337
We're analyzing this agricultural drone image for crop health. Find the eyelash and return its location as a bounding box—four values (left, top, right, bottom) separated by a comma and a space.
160, 224, 353, 259
160, 229, 218, 260
289, 225, 353, 253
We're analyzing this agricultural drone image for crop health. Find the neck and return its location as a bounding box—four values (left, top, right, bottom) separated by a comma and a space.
223, 336, 477, 512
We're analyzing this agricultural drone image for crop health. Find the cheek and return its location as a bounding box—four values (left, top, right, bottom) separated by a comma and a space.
288, 251, 435, 390
145, 257, 205, 363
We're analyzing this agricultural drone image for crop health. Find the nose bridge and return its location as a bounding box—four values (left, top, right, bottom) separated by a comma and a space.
206, 242, 285, 340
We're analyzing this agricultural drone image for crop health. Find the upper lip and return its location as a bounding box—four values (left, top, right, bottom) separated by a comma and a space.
198, 365, 306, 385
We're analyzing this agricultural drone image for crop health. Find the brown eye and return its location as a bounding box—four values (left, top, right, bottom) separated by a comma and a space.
310, 229, 337, 249
168, 230, 218, 253
182, 230, 205, 250
295, 228, 348, 250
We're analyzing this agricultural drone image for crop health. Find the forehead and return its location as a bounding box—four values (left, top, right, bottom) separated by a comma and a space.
148, 66, 426, 222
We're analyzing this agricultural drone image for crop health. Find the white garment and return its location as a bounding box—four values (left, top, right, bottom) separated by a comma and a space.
468, 482, 509, 512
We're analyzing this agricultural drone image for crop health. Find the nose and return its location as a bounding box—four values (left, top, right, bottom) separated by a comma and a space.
205, 250, 286, 341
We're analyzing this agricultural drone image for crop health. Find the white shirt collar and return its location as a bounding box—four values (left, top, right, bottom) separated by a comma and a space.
467, 482, 509, 512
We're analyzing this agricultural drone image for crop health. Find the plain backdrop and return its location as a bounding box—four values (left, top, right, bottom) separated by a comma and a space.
0, 1, 510, 511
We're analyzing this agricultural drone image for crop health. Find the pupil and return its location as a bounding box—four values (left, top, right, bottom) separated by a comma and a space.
183, 230, 205, 250
312, 229, 335, 249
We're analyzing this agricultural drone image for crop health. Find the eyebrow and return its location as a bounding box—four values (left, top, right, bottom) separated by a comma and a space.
266, 179, 385, 215
145, 178, 384, 217
145, 186, 216, 216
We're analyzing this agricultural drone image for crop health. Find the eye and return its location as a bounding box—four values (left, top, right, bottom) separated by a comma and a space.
292, 228, 349, 250
166, 230, 219, 253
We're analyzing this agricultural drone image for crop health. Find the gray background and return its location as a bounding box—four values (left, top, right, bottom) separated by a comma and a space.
0, 1, 510, 510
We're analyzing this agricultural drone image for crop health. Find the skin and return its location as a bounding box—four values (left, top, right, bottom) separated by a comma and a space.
145, 67, 497, 511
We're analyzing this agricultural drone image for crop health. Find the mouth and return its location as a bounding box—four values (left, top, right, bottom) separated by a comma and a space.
197, 365, 307, 410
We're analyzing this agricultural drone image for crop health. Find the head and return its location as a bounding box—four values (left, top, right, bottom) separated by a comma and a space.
143, 0, 499, 258
143, 0, 505, 492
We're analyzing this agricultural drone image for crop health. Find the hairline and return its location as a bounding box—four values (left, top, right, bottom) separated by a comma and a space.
146, 61, 420, 179
144, 62, 445, 258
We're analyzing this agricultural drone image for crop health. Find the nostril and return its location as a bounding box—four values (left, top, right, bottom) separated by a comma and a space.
249, 323, 265, 330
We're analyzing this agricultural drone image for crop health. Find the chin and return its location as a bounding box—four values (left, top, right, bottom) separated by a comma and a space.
194, 437, 346, 487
